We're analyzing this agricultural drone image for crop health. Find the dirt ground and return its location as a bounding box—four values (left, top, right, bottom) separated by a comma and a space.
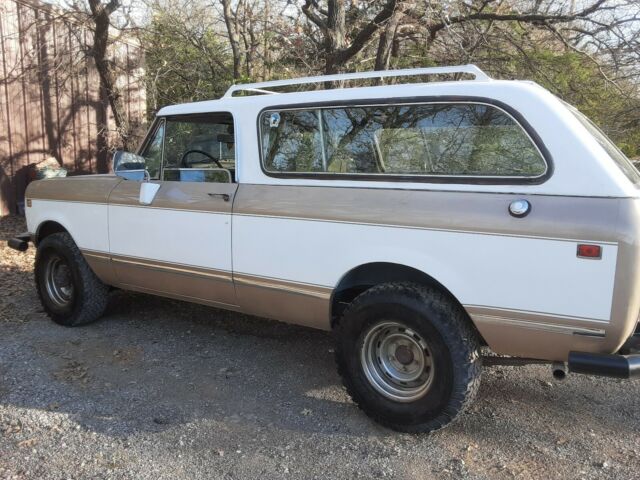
0, 215, 639, 479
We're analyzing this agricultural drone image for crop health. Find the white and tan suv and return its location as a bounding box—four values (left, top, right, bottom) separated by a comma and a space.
9, 65, 640, 433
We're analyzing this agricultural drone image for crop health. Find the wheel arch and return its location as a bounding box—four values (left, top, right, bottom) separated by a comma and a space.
330, 262, 484, 342
35, 220, 70, 246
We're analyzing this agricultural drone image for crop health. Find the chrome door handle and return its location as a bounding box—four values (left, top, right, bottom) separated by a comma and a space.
208, 193, 230, 202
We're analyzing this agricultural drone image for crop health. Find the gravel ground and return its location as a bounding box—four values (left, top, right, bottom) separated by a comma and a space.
1, 215, 639, 480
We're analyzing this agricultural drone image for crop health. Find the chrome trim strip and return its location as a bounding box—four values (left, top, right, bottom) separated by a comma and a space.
470, 314, 606, 337
465, 304, 610, 325
234, 272, 332, 300
82, 251, 111, 261
118, 282, 240, 310
573, 331, 607, 338
80, 250, 331, 299
108, 203, 233, 215
111, 256, 232, 282
28, 198, 108, 206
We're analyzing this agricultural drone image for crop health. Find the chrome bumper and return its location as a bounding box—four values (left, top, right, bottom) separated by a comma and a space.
568, 351, 640, 379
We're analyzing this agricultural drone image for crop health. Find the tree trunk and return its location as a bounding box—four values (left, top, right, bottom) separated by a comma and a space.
88, 0, 128, 172
221, 0, 243, 81
324, 0, 346, 74
374, 6, 403, 72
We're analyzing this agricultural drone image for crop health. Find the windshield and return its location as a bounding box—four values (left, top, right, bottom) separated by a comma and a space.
565, 103, 640, 186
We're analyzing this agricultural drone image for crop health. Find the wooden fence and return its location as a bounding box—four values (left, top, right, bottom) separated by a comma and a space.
0, 0, 146, 215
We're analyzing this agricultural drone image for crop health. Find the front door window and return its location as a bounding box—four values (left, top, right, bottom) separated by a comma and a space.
162, 113, 235, 183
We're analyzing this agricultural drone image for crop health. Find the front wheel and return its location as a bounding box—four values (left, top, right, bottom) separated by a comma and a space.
35, 232, 109, 326
334, 282, 481, 433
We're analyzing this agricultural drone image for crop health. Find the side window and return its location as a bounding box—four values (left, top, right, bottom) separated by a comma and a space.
139, 120, 165, 179
162, 113, 235, 183
260, 103, 547, 179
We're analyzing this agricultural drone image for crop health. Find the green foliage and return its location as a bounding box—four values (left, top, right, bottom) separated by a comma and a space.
143, 12, 234, 116
484, 50, 639, 158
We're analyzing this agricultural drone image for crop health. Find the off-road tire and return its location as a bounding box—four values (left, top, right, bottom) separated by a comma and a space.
35, 232, 109, 326
334, 282, 482, 433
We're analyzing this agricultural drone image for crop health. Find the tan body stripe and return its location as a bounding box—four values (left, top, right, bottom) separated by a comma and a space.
110, 253, 233, 282
233, 185, 624, 244
82, 251, 330, 326
27, 176, 122, 204
232, 212, 618, 245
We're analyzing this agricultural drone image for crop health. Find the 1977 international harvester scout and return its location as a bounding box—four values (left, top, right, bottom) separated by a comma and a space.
9, 65, 640, 432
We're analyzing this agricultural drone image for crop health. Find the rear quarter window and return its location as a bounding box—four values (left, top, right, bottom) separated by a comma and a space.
259, 102, 547, 180
565, 104, 640, 186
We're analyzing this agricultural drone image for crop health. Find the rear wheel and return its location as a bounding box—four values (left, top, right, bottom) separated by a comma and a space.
35, 232, 109, 326
334, 282, 481, 433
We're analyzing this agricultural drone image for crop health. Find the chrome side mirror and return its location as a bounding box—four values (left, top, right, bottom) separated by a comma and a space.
113, 150, 147, 181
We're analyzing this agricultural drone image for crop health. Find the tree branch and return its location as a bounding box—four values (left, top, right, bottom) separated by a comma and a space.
302, 0, 327, 30
335, 0, 398, 65
427, 0, 610, 38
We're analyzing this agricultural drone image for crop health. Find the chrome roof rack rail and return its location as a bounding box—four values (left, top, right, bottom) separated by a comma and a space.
223, 64, 491, 98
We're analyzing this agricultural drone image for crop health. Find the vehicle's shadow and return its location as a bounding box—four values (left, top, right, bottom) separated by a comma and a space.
1, 263, 639, 445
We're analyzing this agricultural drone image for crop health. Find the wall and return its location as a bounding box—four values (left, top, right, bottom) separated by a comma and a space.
0, 0, 146, 215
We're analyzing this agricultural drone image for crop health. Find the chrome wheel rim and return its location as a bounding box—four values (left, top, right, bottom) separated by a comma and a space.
44, 255, 74, 307
360, 321, 434, 402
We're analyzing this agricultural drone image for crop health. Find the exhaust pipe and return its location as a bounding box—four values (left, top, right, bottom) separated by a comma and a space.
7, 237, 28, 252
7, 232, 31, 252
552, 362, 567, 380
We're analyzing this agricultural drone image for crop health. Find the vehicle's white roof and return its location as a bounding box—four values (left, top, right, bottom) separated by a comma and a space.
157, 79, 542, 117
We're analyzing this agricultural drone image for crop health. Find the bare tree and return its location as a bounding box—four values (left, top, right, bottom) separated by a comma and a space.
220, 0, 244, 80
220, 0, 268, 80
301, 0, 400, 74
55, 0, 141, 169
86, 0, 133, 171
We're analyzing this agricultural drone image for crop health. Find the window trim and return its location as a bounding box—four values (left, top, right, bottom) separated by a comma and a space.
136, 116, 162, 156
138, 112, 237, 183
256, 96, 553, 185
136, 117, 166, 180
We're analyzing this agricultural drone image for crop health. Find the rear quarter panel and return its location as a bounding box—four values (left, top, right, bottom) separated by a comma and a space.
233, 185, 627, 361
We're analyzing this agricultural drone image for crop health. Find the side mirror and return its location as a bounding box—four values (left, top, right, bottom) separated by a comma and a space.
113, 150, 147, 181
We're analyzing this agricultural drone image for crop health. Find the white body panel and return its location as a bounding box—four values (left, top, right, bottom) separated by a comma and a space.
233, 215, 617, 322
27, 200, 110, 252
108, 205, 232, 271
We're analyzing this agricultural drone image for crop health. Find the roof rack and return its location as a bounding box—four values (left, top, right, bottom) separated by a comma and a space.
223, 64, 490, 98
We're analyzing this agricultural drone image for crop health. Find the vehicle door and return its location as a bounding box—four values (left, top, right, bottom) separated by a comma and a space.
108, 112, 239, 309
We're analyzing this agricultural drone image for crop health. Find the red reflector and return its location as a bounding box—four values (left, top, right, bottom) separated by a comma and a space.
577, 244, 602, 259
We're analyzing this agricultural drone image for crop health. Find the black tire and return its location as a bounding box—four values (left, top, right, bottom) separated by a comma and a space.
334, 282, 481, 433
34, 232, 109, 327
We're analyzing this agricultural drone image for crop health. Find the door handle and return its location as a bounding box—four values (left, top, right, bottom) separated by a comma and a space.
208, 193, 230, 202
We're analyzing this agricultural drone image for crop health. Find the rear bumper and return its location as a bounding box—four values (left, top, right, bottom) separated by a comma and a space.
7, 232, 31, 252
568, 351, 640, 379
